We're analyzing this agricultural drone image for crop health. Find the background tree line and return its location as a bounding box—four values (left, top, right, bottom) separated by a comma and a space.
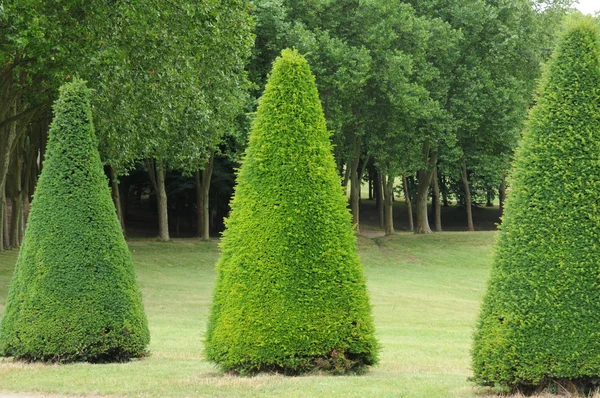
0, 0, 582, 250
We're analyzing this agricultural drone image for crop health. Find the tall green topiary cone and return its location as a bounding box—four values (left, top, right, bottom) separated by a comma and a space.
0, 79, 149, 362
205, 49, 378, 374
472, 17, 600, 389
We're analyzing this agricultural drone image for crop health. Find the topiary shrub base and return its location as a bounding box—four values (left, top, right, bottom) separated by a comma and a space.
12, 346, 147, 364
475, 377, 600, 397
220, 349, 373, 376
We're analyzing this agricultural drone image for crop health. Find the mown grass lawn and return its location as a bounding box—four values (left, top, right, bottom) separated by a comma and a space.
0, 232, 495, 397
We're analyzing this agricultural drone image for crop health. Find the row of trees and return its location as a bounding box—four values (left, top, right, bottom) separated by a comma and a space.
0, 1, 580, 249
0, 0, 254, 248
257, 0, 576, 234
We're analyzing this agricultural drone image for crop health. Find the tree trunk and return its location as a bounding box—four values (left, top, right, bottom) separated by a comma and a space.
383, 173, 394, 236
0, 192, 5, 252
38, 119, 49, 174
349, 136, 361, 232
24, 121, 41, 205
499, 174, 507, 215
120, 178, 130, 226
156, 162, 169, 241
19, 199, 25, 242
368, 166, 374, 200
148, 159, 169, 241
375, 169, 384, 229
441, 172, 449, 207
416, 170, 431, 234
358, 154, 370, 205
9, 196, 23, 248
342, 163, 350, 188
350, 157, 360, 232
196, 152, 214, 241
0, 104, 17, 251
415, 142, 437, 234
460, 160, 475, 231
110, 166, 126, 236
432, 165, 442, 232
2, 200, 8, 250
486, 189, 493, 207
7, 142, 24, 248
402, 173, 414, 232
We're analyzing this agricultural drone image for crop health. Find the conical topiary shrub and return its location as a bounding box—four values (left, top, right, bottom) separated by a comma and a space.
205, 49, 378, 374
472, 17, 600, 390
0, 79, 149, 362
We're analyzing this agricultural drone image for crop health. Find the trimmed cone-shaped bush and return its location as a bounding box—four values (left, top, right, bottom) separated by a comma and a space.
472, 17, 600, 389
205, 49, 378, 374
0, 79, 149, 362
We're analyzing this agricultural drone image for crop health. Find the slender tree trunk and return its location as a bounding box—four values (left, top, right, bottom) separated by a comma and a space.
24, 121, 40, 207
416, 170, 431, 234
148, 159, 169, 241
0, 104, 17, 251
8, 143, 24, 248
342, 163, 350, 188
2, 201, 8, 250
0, 101, 30, 250
20, 148, 32, 243
358, 154, 370, 205
0, 192, 5, 252
383, 173, 394, 236
368, 167, 374, 200
120, 179, 129, 226
432, 166, 442, 232
195, 172, 203, 237
350, 157, 360, 232
499, 174, 507, 215
18, 199, 25, 242
349, 136, 361, 232
38, 120, 49, 173
402, 173, 414, 232
156, 162, 169, 241
9, 196, 23, 248
415, 142, 437, 234
430, 170, 436, 227
486, 189, 493, 207
460, 160, 475, 231
110, 166, 126, 236
196, 152, 214, 241
441, 172, 449, 207
375, 169, 384, 229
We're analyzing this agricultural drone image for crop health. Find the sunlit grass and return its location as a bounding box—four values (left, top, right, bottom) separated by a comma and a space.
0, 232, 501, 397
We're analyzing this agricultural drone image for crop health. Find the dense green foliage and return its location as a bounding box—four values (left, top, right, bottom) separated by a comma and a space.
0, 1, 576, 243
0, 80, 149, 362
472, 17, 600, 389
205, 49, 378, 374
94, 0, 255, 173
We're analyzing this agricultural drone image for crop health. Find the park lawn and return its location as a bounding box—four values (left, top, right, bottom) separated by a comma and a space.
0, 232, 495, 397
